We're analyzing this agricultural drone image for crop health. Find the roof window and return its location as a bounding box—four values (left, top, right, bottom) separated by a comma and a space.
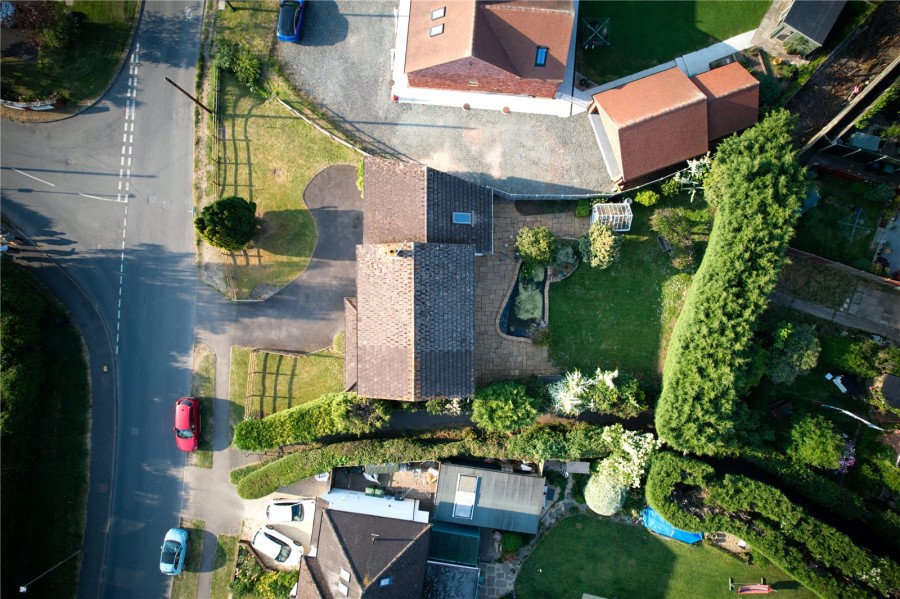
431, 7, 445, 20
340, 568, 351, 582
453, 212, 473, 225
452, 474, 478, 519
429, 23, 444, 37
379, 576, 394, 587
338, 582, 349, 596
535, 46, 548, 67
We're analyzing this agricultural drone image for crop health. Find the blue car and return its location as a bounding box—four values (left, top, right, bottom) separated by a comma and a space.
159, 528, 188, 575
277, 0, 306, 43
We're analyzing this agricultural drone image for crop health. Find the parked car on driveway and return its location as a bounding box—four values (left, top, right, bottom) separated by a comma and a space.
276, 0, 306, 43
266, 498, 315, 523
174, 397, 200, 452
159, 528, 188, 575
252, 525, 303, 567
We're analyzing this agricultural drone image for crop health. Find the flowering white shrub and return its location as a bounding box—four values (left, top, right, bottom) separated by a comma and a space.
548, 369, 591, 415
597, 426, 661, 489
584, 473, 626, 516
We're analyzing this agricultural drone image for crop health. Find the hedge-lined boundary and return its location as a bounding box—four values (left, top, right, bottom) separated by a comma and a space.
234, 423, 639, 499
645, 452, 900, 598
655, 111, 807, 455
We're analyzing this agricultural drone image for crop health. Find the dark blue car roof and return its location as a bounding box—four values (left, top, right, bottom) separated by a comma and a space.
277, 1, 301, 37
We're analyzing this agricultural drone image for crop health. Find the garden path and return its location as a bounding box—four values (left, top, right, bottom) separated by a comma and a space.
475, 203, 587, 384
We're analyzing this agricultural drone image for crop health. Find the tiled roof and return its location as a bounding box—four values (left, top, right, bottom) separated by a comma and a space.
426, 169, 493, 254
691, 62, 760, 141
406, 0, 573, 84
592, 67, 708, 129
433, 463, 545, 534
363, 159, 427, 245
355, 243, 475, 401
413, 243, 476, 399
297, 556, 328, 598
344, 297, 358, 392
310, 510, 431, 599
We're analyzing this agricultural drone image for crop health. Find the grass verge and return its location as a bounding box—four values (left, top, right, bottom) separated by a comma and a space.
210, 535, 238, 599
516, 515, 815, 599
0, 263, 89, 598
206, 2, 361, 299
576, 1, 770, 84
0, 1, 138, 103
191, 344, 216, 468
229, 346, 252, 437
171, 519, 205, 599
246, 340, 344, 418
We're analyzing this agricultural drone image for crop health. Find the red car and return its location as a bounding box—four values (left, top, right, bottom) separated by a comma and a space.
174, 397, 201, 452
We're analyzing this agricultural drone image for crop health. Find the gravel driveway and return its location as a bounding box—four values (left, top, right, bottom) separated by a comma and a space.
278, 0, 611, 196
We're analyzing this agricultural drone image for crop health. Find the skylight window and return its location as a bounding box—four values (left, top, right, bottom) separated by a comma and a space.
429, 24, 444, 37
453, 211, 473, 225
338, 582, 349, 596
431, 7, 445, 20
452, 474, 478, 519
340, 568, 351, 582
535, 46, 548, 67
380, 577, 394, 587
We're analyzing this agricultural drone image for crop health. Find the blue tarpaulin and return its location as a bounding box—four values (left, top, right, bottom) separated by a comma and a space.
643, 507, 703, 545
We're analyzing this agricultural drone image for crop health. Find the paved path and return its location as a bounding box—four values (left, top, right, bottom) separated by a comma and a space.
189, 164, 362, 598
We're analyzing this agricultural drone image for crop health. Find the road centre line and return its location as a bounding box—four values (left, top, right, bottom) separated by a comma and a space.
12, 168, 55, 187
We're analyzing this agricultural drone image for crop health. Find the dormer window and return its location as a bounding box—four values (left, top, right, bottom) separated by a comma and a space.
431, 7, 445, 20
535, 46, 548, 67
453, 212, 473, 225
429, 23, 444, 37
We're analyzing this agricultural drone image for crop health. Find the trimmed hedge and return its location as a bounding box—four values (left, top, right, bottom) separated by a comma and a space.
646, 452, 900, 598
232, 392, 390, 451
656, 111, 807, 455
235, 423, 639, 499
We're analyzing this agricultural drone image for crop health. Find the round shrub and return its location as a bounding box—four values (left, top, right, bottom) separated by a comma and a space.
788, 415, 843, 470
634, 190, 660, 207
660, 177, 681, 198
584, 473, 626, 516
582, 223, 621, 269
472, 382, 539, 433
195, 196, 257, 252
516, 226, 557, 265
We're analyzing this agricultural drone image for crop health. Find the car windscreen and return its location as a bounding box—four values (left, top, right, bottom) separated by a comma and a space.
292, 504, 302, 521
176, 428, 194, 439
277, 3, 298, 36
264, 533, 291, 562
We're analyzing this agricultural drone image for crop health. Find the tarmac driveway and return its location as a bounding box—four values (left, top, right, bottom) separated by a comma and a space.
277, 0, 611, 196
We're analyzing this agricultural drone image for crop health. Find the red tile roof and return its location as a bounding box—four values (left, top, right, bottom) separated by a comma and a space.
691, 62, 760, 141
591, 67, 709, 181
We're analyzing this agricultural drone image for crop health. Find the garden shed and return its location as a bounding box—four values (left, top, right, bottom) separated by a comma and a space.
590, 201, 633, 232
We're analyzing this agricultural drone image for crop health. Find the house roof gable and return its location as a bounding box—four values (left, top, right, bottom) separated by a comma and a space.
783, 0, 846, 45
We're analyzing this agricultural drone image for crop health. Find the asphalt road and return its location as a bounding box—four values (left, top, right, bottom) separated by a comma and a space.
1, 2, 202, 597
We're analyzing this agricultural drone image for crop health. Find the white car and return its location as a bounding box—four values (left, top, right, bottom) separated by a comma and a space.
265, 498, 315, 523
252, 525, 303, 567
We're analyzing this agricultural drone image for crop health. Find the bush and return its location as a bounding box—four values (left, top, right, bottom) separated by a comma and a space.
215, 41, 262, 90
516, 226, 557, 265
195, 196, 257, 252
38, 6, 79, 49
655, 111, 807, 455
550, 369, 647, 419
856, 84, 898, 129
501, 532, 529, 559
634, 190, 659, 207
471, 382, 539, 433
756, 73, 782, 107
660, 177, 681, 198
783, 36, 815, 57
865, 183, 896, 204
584, 473, 626, 516
581, 223, 621, 269
766, 323, 821, 385
575, 199, 593, 218
787, 415, 844, 470
649, 208, 693, 243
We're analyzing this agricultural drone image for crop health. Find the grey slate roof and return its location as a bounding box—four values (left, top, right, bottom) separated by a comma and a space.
355, 243, 475, 401
363, 157, 493, 255
305, 510, 431, 599
433, 464, 545, 534
783, 0, 846, 45
422, 561, 480, 599
427, 522, 481, 566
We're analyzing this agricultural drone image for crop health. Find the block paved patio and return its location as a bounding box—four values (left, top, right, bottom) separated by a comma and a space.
475, 203, 587, 384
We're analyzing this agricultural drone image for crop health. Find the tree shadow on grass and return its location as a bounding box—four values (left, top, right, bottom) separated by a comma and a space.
252, 209, 315, 257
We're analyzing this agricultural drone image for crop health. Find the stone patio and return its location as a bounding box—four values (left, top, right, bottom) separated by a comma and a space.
475, 202, 587, 384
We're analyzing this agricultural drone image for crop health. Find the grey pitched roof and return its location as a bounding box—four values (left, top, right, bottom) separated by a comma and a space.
426, 169, 493, 254
308, 510, 431, 599
355, 243, 475, 401
433, 463, 545, 534
422, 561, 480, 599
363, 157, 493, 255
784, 0, 846, 45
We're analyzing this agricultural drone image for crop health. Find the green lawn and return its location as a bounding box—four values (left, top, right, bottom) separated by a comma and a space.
516, 515, 815, 599
191, 345, 216, 468
208, 2, 361, 299
0, 263, 90, 598
791, 174, 886, 269
577, 1, 770, 84
210, 535, 238, 599
245, 341, 344, 418
549, 198, 707, 382
229, 345, 252, 429
171, 520, 205, 599
0, 1, 137, 103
